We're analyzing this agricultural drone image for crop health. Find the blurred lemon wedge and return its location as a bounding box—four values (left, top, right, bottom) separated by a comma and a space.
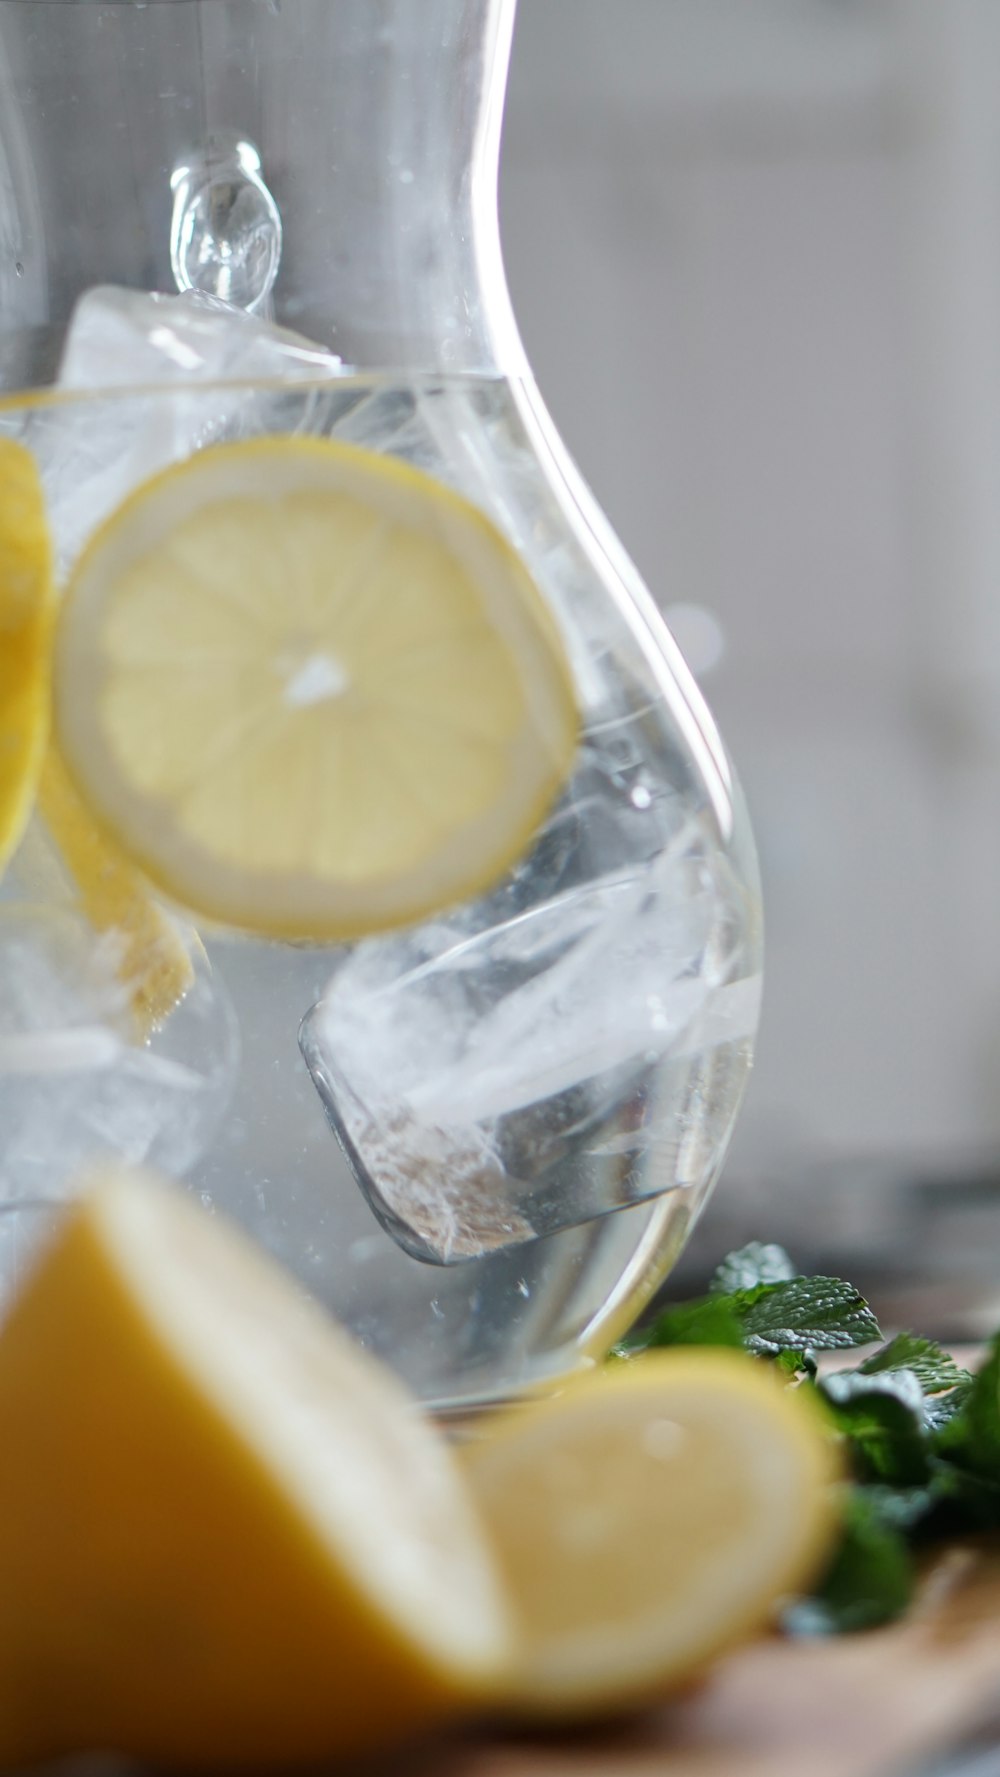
0, 1167, 512, 1767
0, 440, 55, 872
53, 436, 578, 940
463, 1349, 842, 1718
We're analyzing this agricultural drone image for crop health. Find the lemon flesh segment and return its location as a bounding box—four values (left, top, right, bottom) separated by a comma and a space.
53, 437, 579, 940
0, 1167, 513, 1767
38, 746, 195, 1039
0, 441, 55, 873
464, 1349, 842, 1718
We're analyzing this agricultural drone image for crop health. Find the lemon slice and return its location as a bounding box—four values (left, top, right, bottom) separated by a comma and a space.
463, 1350, 841, 1718
0, 440, 55, 872
37, 746, 194, 1038
0, 443, 188, 1034
53, 437, 578, 940
0, 1167, 512, 1767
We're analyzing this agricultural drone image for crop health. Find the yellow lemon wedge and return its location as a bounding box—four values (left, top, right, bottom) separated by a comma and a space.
53, 436, 578, 940
463, 1349, 842, 1719
0, 1167, 512, 1768
37, 746, 194, 1038
0, 440, 55, 872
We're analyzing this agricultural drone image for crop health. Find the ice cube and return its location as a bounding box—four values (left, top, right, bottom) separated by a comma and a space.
300, 819, 759, 1265
0, 1202, 63, 1316
0, 906, 238, 1205
328, 383, 438, 468
25, 286, 343, 573
59, 286, 340, 390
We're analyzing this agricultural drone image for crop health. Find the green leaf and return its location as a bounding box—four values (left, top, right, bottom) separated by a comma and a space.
933, 1334, 1000, 1479
776, 1345, 818, 1379
611, 1295, 743, 1357
735, 1275, 881, 1357
710, 1242, 798, 1295
854, 1481, 939, 1536
923, 1379, 974, 1435
818, 1370, 930, 1486
859, 1334, 971, 1397
922, 1458, 1000, 1534
783, 1489, 916, 1636
617, 1272, 880, 1364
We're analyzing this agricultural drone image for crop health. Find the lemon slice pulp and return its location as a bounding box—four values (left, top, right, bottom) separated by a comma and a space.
463, 1349, 841, 1717
54, 437, 578, 940
0, 440, 55, 872
0, 1167, 512, 1766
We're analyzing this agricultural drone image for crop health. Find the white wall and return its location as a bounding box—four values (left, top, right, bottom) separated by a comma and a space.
501, 0, 1000, 1225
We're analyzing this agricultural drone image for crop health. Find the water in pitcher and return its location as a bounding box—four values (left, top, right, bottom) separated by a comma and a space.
0, 0, 763, 1408
0, 288, 760, 1409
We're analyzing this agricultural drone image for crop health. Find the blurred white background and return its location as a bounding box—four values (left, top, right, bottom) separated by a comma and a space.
501, 1, 1000, 1294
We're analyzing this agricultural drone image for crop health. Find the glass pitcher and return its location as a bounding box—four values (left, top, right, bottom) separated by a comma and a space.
0, 0, 762, 1410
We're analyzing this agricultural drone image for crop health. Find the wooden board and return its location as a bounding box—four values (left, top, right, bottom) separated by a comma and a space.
360, 1543, 1000, 1777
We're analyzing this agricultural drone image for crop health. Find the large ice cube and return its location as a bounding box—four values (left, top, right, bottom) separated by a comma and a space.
0, 905, 238, 1205
59, 286, 340, 390
21, 286, 343, 573
300, 817, 759, 1265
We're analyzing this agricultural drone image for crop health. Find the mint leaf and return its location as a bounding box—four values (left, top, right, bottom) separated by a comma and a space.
710, 1242, 798, 1295
854, 1481, 939, 1535
859, 1334, 971, 1396
922, 1338, 1000, 1531
619, 1271, 880, 1364
921, 1459, 1000, 1533
735, 1275, 881, 1357
776, 1345, 818, 1379
933, 1334, 1000, 1479
784, 1489, 915, 1636
818, 1370, 930, 1486
612, 1295, 743, 1356
923, 1379, 974, 1435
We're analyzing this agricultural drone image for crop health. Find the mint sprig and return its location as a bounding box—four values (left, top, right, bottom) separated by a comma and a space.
782, 1488, 918, 1635
816, 1369, 930, 1487
932, 1333, 1000, 1478
614, 1250, 880, 1369
858, 1333, 971, 1396
613, 1243, 993, 1635
737, 1275, 882, 1358
710, 1242, 799, 1294
610, 1295, 744, 1353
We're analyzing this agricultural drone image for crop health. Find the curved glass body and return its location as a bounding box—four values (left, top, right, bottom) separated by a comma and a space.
0, 0, 762, 1408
